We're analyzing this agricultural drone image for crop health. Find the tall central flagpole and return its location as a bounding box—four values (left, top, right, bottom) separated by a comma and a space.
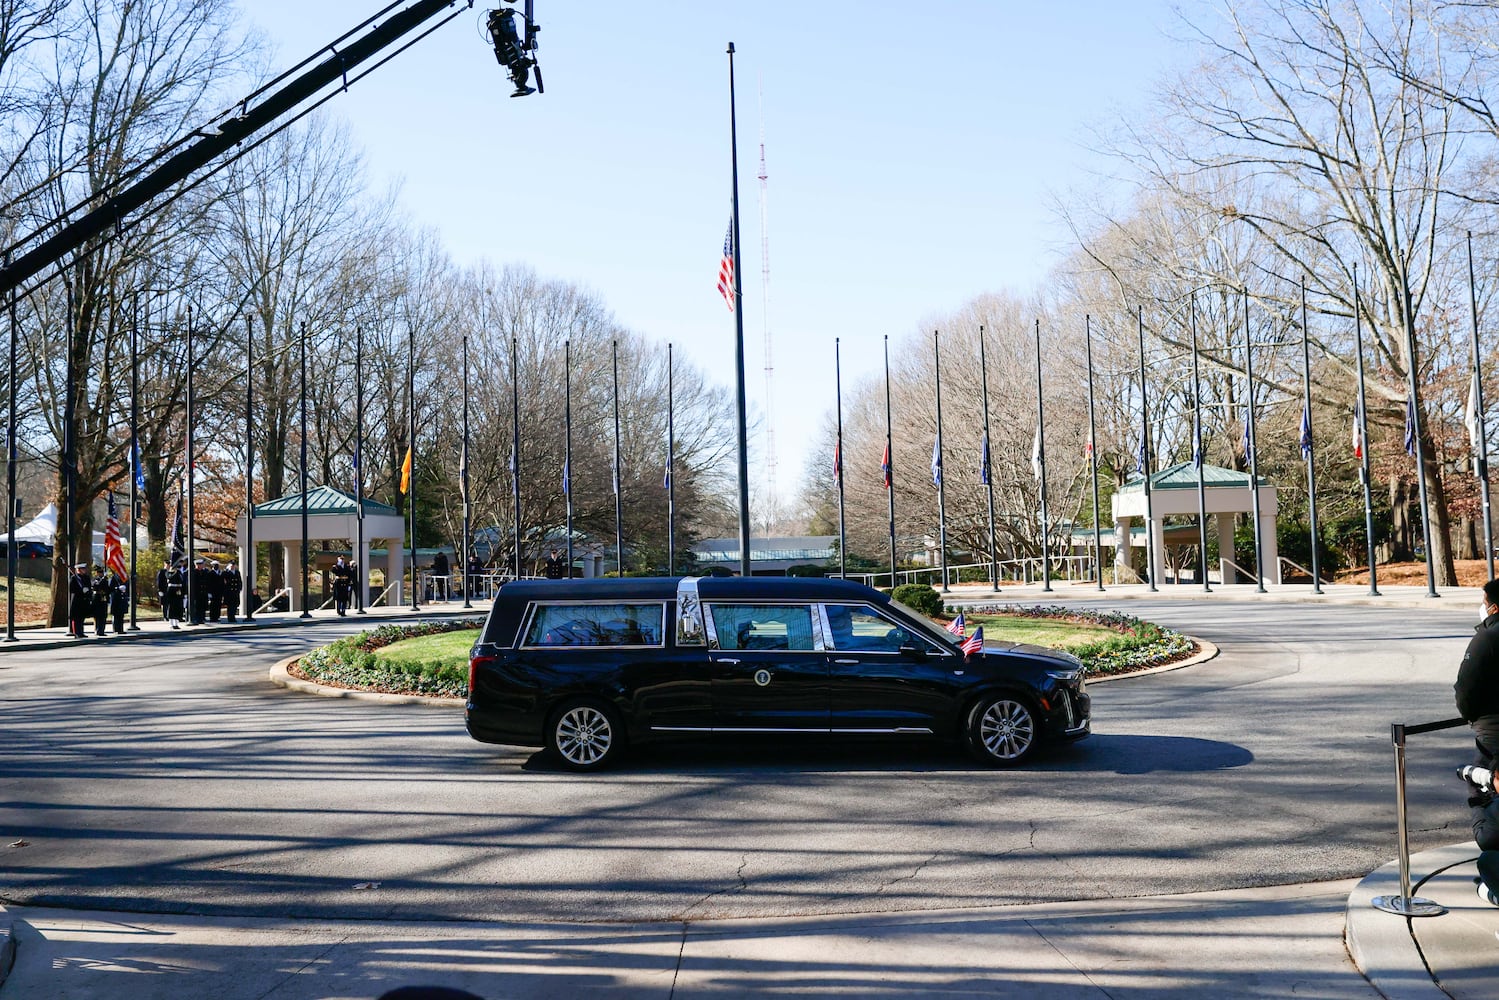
933, 331, 949, 592
1191, 293, 1210, 592
244, 314, 255, 621
666, 343, 676, 574
727, 42, 751, 577
1352, 264, 1380, 596
511, 335, 521, 580
1035, 319, 1051, 592
612, 339, 624, 574
883, 335, 897, 587
979, 327, 999, 591
1300, 279, 1323, 593
1138, 307, 1157, 592
1084, 316, 1104, 591
407, 319, 417, 609
128, 293, 140, 628
564, 340, 573, 576
1470, 232, 1494, 579
1402, 290, 1439, 599
354, 324, 365, 613
1243, 287, 1265, 591
834, 338, 846, 578
299, 319, 310, 618
461, 329, 471, 608
5, 267, 17, 641
185, 303, 196, 621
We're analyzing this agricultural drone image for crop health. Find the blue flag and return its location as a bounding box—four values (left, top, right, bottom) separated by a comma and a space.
561, 456, 570, 495
1136, 436, 1148, 475
979, 433, 990, 485
1300, 405, 1313, 458
663, 446, 672, 490
1404, 397, 1417, 456
132, 440, 146, 491
930, 437, 942, 486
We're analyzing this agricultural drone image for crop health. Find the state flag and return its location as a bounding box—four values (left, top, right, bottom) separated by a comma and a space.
1300, 405, 1313, 459
979, 434, 990, 485
930, 437, 942, 486
1404, 397, 1417, 457
399, 447, 412, 494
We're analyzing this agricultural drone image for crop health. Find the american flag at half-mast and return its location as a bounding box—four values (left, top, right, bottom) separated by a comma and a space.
103, 491, 127, 579
832, 435, 842, 484
716, 219, 735, 311
1351, 400, 1364, 461
960, 625, 984, 656
945, 611, 966, 636
880, 442, 891, 489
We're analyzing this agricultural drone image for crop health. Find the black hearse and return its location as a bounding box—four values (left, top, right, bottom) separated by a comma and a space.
465, 576, 1090, 771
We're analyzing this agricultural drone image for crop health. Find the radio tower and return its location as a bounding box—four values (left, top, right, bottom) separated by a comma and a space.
756, 77, 778, 528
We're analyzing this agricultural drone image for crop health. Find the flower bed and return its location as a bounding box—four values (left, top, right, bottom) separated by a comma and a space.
962, 604, 1196, 677
291, 619, 484, 697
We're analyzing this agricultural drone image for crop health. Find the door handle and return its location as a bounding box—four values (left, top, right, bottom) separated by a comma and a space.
833, 658, 859, 665
716, 658, 741, 665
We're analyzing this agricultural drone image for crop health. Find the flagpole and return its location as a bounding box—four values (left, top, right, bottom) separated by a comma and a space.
5, 266, 17, 642
242, 313, 254, 621
461, 328, 471, 608
1400, 289, 1440, 598
354, 323, 365, 614
884, 334, 897, 587
1191, 293, 1210, 593
1035, 319, 1051, 593
667, 342, 676, 574
1084, 316, 1104, 591
408, 319, 417, 610
1300, 279, 1323, 593
834, 338, 846, 579
612, 338, 624, 574
979, 327, 999, 591
1242, 288, 1265, 591
299, 319, 311, 618
185, 303, 195, 621
128, 292, 140, 628
727, 42, 752, 578
1138, 306, 1157, 592
564, 339, 574, 576
1352, 263, 1380, 596
1470, 231, 1494, 580
933, 331, 949, 592
511, 335, 522, 580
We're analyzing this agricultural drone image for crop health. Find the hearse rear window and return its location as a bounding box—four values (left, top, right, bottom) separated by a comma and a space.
708, 604, 816, 651
523, 603, 665, 647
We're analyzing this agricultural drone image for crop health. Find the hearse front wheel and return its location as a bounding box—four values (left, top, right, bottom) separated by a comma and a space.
964, 694, 1038, 766
547, 698, 624, 771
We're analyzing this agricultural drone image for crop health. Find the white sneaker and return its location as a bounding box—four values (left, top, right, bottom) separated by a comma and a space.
1478, 881, 1499, 907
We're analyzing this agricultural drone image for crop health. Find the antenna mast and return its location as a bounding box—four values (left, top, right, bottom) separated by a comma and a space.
757, 76, 777, 528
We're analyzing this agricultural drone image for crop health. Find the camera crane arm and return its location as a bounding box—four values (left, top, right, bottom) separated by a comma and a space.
0, 0, 536, 300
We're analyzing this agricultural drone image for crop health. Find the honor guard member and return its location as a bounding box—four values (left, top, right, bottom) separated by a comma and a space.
166, 560, 187, 628
221, 561, 243, 622
206, 559, 223, 622
190, 558, 208, 624
155, 562, 172, 623
331, 556, 353, 616
68, 563, 91, 638
90, 564, 110, 636
107, 567, 129, 634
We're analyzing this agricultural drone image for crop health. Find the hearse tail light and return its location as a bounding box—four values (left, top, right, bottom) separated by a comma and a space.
469, 655, 497, 694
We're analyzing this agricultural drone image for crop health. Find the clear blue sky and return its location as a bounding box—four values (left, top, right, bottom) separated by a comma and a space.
244, 1, 1197, 514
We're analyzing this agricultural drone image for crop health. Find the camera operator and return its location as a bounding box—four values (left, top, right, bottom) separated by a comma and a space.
1455, 579, 1499, 760
1460, 758, 1499, 907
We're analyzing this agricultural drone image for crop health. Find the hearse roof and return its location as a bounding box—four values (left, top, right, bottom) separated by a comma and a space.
493, 575, 887, 604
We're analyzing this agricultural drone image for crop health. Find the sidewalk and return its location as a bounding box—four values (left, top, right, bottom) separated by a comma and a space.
0, 599, 484, 655
939, 578, 1481, 610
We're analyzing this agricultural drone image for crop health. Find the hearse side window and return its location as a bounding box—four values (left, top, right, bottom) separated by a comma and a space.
823, 603, 942, 654
708, 604, 816, 651
523, 603, 665, 647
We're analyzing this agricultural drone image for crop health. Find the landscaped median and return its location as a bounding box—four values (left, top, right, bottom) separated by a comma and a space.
277, 603, 1207, 700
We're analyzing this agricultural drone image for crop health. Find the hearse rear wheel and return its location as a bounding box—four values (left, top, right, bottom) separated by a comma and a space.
547, 698, 624, 772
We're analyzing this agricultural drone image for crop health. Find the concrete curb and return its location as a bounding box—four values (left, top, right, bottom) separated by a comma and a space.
1345, 845, 1479, 1000
269, 654, 465, 708
0, 903, 13, 992
1086, 635, 1219, 684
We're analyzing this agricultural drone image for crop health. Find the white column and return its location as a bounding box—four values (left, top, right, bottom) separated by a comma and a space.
1148, 516, 1167, 587
283, 541, 300, 612
1217, 515, 1236, 584
240, 539, 256, 615
358, 537, 371, 609
1114, 516, 1133, 582
1260, 507, 1282, 584
387, 543, 403, 605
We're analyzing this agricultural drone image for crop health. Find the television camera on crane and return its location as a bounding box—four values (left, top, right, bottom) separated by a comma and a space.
487, 1, 542, 97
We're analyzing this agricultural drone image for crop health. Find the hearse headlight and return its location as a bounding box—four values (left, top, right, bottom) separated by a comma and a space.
1046, 667, 1083, 685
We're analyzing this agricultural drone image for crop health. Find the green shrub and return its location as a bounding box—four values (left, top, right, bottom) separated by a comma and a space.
785, 564, 827, 578
891, 583, 943, 616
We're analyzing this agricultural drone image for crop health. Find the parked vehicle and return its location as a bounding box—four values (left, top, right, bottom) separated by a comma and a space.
465, 576, 1090, 771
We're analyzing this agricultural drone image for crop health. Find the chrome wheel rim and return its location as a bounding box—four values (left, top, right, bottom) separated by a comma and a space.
556, 705, 613, 766
979, 700, 1034, 760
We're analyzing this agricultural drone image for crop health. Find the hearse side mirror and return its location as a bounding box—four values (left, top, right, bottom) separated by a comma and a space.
899, 643, 927, 661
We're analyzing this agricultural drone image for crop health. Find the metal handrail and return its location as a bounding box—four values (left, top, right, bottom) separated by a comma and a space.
1371, 716, 1468, 917
253, 587, 292, 617
1278, 556, 1320, 586
1220, 556, 1259, 585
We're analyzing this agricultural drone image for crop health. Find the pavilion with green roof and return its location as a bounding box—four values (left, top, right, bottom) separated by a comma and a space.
1111, 462, 1279, 586
234, 485, 408, 611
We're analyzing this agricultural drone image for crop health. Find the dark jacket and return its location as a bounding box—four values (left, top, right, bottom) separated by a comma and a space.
107, 572, 129, 613
1455, 614, 1499, 722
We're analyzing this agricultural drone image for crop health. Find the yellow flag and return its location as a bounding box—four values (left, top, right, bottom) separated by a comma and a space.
400, 447, 412, 494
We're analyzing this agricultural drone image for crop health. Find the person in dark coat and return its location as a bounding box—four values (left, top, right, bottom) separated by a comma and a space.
544, 549, 566, 580
90, 565, 110, 636
205, 560, 223, 622
165, 560, 186, 628
221, 561, 243, 622
1457, 578, 1499, 760
107, 569, 129, 634
432, 550, 450, 600
466, 554, 482, 598
155, 563, 172, 623
190, 558, 208, 625
1462, 752, 1499, 906
68, 563, 91, 638
331, 556, 353, 616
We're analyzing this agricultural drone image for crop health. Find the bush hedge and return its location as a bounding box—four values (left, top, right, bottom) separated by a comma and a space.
295, 619, 483, 697
964, 604, 1195, 677
891, 583, 944, 616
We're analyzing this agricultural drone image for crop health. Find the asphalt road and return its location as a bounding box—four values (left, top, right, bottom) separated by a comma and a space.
0, 599, 1479, 925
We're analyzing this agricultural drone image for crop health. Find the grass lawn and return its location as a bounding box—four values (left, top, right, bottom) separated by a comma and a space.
962, 614, 1121, 650
375, 628, 480, 666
